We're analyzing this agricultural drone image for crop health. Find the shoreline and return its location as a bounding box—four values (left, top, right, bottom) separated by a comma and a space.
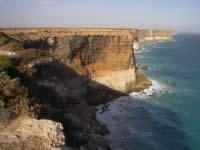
94, 33, 200, 150
96, 35, 176, 144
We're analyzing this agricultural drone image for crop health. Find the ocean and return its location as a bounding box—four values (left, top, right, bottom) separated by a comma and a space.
97, 33, 200, 150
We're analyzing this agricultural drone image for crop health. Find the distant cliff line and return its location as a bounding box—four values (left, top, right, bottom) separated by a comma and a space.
132, 29, 175, 51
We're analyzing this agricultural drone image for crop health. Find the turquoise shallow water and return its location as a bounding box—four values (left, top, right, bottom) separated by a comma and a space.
97, 33, 200, 150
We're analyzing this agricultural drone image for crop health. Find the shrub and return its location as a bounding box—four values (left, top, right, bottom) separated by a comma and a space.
0, 72, 41, 117
0, 58, 14, 69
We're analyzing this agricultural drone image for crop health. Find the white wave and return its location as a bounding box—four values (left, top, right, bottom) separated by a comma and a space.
142, 47, 151, 53
134, 50, 141, 54
134, 47, 148, 54
130, 79, 171, 99
138, 47, 151, 54
170, 39, 177, 42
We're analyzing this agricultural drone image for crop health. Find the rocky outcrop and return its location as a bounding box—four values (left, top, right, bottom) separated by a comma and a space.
132, 29, 175, 51
0, 117, 71, 150
0, 69, 115, 150
140, 64, 148, 70
128, 71, 152, 92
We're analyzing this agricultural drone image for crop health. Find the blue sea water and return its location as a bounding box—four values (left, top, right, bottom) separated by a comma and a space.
97, 33, 200, 150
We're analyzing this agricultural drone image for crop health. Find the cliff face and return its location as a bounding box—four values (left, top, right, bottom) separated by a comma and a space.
1, 29, 136, 93
59, 34, 136, 93
132, 29, 175, 51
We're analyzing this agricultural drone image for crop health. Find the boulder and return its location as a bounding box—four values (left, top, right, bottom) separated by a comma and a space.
140, 65, 148, 70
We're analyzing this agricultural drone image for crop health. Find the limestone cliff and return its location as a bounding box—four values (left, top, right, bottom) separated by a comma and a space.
132, 29, 175, 51
1, 29, 136, 93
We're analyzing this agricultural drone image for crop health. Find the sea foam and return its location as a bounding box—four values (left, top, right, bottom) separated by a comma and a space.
130, 79, 171, 99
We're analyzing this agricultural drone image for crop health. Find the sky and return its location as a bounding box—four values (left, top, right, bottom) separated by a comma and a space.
0, 0, 200, 32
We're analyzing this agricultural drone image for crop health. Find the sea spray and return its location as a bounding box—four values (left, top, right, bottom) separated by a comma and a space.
130, 79, 171, 99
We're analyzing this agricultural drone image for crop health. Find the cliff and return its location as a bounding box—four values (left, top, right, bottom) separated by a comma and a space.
0, 28, 167, 150
132, 29, 175, 51
1, 29, 136, 94
0, 29, 137, 150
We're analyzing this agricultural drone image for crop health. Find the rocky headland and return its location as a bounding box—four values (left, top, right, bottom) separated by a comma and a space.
0, 28, 174, 150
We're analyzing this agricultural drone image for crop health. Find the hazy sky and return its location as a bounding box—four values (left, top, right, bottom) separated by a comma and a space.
0, 0, 199, 32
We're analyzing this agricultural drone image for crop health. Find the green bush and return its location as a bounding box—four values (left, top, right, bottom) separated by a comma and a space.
0, 58, 15, 69
0, 36, 10, 47
0, 58, 22, 78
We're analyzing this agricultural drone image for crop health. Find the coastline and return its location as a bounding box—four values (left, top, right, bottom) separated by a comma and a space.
0, 28, 174, 150
96, 33, 200, 150
96, 35, 177, 150
91, 32, 176, 114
